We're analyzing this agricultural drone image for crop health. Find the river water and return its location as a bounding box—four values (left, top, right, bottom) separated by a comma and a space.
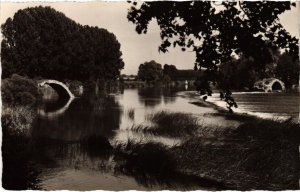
25, 87, 300, 190
207, 91, 299, 120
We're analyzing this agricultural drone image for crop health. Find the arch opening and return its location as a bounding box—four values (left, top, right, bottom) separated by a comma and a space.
272, 81, 282, 91
39, 80, 74, 99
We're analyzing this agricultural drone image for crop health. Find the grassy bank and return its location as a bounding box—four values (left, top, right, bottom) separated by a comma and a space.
173, 117, 299, 190
122, 109, 299, 190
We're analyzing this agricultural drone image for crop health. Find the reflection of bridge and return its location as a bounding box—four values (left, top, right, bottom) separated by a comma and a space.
253, 78, 285, 92
38, 79, 75, 99
38, 97, 75, 118
38, 80, 75, 118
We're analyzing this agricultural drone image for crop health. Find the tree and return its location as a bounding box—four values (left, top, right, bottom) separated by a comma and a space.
1, 6, 124, 81
128, 1, 298, 83
137, 60, 163, 81
276, 52, 299, 89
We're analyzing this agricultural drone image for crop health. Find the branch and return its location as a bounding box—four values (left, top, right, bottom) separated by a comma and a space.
238, 1, 248, 20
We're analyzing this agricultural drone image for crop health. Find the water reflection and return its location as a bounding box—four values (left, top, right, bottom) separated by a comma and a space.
4, 86, 299, 190
34, 94, 122, 141
138, 87, 163, 107
17, 87, 225, 190
38, 97, 74, 119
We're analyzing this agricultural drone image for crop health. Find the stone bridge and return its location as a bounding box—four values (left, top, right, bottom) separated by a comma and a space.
253, 78, 285, 92
38, 79, 75, 99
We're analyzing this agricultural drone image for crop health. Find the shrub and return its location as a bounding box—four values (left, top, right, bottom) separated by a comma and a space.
2, 74, 38, 106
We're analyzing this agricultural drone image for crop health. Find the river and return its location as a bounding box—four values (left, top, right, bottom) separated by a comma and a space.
16, 87, 300, 190
207, 91, 299, 120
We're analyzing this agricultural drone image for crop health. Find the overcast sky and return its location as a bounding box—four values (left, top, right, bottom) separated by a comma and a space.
1, 2, 299, 75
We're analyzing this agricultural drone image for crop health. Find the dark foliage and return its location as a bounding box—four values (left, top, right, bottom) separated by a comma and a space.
163, 64, 202, 81
2, 74, 38, 106
127, 1, 298, 105
1, 6, 124, 81
137, 60, 163, 81
128, 1, 298, 71
276, 52, 299, 89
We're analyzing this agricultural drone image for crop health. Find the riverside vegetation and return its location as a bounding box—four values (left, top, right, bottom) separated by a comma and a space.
2, 75, 299, 190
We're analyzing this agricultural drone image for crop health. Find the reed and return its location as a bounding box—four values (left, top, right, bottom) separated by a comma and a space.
130, 111, 200, 137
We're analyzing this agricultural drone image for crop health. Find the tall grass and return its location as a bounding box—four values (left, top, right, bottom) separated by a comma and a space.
130, 111, 200, 137
172, 118, 300, 190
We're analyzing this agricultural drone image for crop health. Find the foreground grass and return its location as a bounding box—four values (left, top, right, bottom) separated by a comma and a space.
173, 117, 299, 190
121, 109, 299, 190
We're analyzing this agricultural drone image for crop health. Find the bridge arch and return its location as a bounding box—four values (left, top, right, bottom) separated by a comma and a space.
253, 78, 285, 92
39, 80, 75, 99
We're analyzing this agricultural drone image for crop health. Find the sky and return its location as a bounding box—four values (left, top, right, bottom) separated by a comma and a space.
0, 1, 299, 75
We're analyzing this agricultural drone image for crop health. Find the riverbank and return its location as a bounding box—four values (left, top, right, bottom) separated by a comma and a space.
172, 91, 300, 190
184, 91, 299, 121
112, 105, 299, 190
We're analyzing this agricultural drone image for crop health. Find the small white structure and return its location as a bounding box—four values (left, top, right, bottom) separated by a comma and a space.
253, 78, 285, 92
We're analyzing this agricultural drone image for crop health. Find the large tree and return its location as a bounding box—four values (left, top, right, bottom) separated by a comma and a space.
1, 6, 124, 81
127, 1, 298, 80
137, 60, 163, 81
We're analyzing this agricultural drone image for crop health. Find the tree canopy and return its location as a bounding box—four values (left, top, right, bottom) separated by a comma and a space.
1, 6, 124, 81
137, 60, 163, 81
127, 1, 298, 73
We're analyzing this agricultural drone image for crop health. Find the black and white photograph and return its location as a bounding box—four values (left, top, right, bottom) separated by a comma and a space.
1, 1, 299, 190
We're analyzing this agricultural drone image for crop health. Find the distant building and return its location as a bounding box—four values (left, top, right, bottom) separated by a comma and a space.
121, 74, 137, 81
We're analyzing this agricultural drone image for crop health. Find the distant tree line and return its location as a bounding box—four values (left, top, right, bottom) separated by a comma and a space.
1, 6, 124, 82
137, 61, 202, 82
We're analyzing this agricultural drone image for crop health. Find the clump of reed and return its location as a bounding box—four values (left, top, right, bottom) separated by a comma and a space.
127, 108, 135, 120
130, 111, 200, 137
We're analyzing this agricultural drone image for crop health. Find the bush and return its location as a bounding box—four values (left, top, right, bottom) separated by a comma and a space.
2, 74, 38, 106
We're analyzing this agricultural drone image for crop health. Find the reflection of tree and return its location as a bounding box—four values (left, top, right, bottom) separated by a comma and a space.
138, 87, 162, 107
33, 94, 122, 141
137, 87, 182, 106
162, 87, 177, 104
